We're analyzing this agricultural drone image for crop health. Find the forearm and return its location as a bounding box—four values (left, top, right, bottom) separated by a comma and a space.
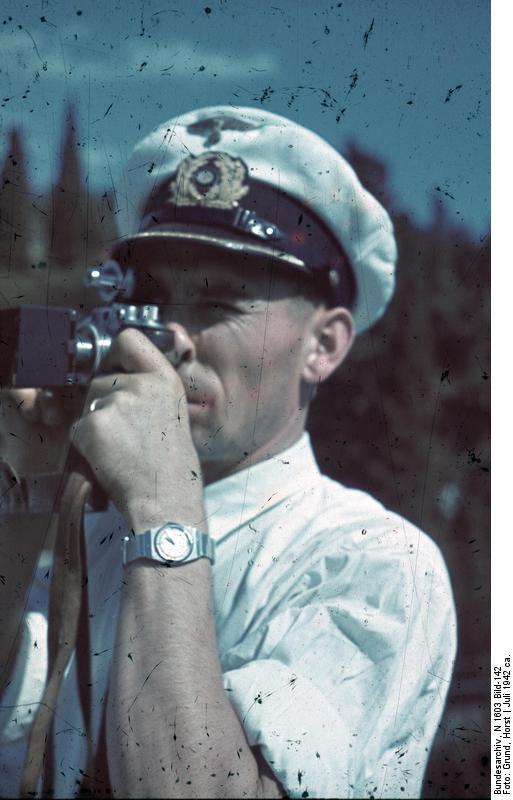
0, 390, 71, 682
0, 513, 55, 682
107, 559, 274, 799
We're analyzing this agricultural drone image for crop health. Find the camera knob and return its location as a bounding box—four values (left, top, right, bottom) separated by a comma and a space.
85, 260, 134, 302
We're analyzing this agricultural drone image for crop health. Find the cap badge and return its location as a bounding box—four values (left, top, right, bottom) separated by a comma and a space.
187, 115, 262, 146
167, 152, 250, 210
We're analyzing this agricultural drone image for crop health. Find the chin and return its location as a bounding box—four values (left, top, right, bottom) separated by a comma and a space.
192, 427, 244, 470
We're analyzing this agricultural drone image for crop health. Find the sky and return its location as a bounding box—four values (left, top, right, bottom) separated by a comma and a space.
0, 0, 489, 238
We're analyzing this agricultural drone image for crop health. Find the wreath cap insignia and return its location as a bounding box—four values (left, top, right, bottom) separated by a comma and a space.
167, 152, 250, 210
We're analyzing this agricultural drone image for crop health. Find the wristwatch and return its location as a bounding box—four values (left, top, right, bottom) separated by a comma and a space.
122, 522, 215, 567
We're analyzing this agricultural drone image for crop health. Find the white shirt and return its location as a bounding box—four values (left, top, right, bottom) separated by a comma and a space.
0, 433, 456, 798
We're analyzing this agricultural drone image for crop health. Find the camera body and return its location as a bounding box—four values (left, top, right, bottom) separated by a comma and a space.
0, 262, 174, 388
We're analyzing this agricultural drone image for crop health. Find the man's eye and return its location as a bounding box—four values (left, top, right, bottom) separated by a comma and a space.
199, 301, 239, 314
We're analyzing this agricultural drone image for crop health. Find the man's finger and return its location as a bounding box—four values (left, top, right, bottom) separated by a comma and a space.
38, 391, 67, 428
82, 374, 130, 416
3, 388, 41, 422
100, 327, 174, 376
37, 387, 87, 428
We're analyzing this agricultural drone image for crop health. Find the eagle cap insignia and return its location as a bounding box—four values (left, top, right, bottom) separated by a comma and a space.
167, 152, 249, 209
186, 115, 262, 146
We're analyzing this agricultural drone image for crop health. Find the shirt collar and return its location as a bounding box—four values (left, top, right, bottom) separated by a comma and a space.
204, 431, 321, 542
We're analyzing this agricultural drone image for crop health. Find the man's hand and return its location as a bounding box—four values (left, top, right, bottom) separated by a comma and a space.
71, 327, 205, 532
0, 387, 84, 687
0, 386, 84, 476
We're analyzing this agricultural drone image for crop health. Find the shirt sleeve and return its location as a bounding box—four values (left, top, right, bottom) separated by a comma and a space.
222, 528, 457, 799
0, 611, 48, 797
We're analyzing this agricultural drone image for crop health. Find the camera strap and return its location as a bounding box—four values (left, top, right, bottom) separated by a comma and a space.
0, 460, 108, 515
19, 468, 94, 797
0, 460, 66, 515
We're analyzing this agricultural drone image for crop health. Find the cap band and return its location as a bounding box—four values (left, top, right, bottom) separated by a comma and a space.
124, 155, 356, 308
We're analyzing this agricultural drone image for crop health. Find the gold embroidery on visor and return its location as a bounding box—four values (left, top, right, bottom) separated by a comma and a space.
167, 152, 250, 210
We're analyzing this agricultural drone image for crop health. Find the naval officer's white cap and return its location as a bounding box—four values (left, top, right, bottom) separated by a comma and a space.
112, 105, 397, 334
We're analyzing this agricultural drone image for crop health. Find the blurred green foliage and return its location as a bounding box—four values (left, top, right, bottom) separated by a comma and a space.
1, 122, 490, 798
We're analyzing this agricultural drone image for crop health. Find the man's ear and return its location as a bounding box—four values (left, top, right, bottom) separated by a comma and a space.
301, 307, 355, 385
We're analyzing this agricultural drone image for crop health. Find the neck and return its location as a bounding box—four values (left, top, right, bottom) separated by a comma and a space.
201, 423, 306, 486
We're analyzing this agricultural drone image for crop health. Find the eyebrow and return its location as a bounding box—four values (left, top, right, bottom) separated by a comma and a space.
139, 266, 267, 299
194, 284, 248, 298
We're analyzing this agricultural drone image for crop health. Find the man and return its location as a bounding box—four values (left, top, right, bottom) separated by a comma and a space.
0, 106, 456, 798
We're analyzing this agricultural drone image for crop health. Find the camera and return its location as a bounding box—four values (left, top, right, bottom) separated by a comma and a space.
0, 261, 175, 388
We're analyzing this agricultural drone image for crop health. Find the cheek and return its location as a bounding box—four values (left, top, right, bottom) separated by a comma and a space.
199, 315, 305, 402
197, 326, 262, 404
248, 332, 305, 400
261, 317, 306, 372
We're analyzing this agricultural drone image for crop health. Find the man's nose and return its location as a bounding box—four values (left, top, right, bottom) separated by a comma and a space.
163, 321, 197, 368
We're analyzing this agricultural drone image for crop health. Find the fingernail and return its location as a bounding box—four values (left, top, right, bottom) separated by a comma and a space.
44, 407, 63, 427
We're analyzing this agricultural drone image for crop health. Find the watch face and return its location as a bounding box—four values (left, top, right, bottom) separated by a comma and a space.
155, 525, 193, 563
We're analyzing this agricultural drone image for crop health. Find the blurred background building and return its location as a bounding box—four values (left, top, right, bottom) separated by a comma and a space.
0, 108, 490, 798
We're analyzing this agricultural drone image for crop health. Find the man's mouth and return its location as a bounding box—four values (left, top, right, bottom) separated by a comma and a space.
185, 393, 213, 410
179, 372, 215, 411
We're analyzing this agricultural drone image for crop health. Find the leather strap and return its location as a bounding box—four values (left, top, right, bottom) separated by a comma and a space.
0, 459, 108, 516
20, 469, 93, 797
0, 461, 66, 515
